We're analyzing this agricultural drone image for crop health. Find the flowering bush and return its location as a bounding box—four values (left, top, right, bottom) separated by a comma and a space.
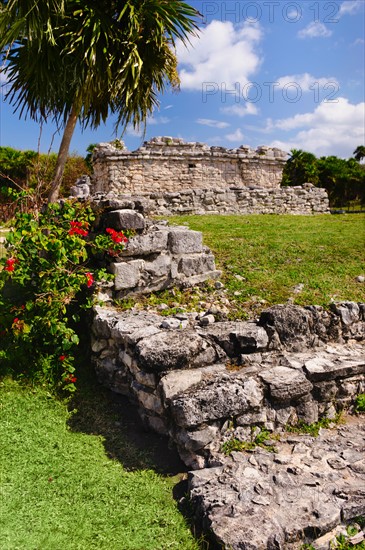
0, 200, 129, 392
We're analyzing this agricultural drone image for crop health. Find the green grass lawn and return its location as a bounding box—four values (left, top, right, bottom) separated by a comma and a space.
163, 213, 365, 318
0, 377, 201, 550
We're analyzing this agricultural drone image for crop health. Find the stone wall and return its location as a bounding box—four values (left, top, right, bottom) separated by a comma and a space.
94, 206, 220, 299
92, 137, 288, 195
94, 183, 330, 216
91, 302, 365, 470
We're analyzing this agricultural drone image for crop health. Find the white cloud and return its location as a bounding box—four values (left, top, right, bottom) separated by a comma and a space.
268, 98, 365, 158
352, 38, 365, 47
196, 118, 230, 129
176, 20, 263, 91
148, 116, 170, 125
220, 103, 258, 117
125, 115, 170, 137
298, 22, 332, 39
126, 125, 144, 137
276, 73, 339, 92
339, 0, 363, 16
225, 128, 245, 142
0, 70, 9, 85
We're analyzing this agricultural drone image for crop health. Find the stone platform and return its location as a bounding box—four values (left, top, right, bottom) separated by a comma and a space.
189, 416, 365, 549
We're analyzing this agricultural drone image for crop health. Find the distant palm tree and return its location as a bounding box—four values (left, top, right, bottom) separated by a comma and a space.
353, 145, 365, 162
0, 0, 200, 202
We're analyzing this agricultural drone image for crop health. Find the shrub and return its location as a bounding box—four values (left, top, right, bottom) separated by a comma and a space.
0, 199, 128, 391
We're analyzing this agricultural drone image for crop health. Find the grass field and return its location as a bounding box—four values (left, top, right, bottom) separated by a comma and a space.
0, 376, 201, 550
156, 213, 365, 318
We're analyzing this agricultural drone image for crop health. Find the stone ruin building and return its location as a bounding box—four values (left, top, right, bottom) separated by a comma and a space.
89, 137, 330, 216
92, 136, 288, 194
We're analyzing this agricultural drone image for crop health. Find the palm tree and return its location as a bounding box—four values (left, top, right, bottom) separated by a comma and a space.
353, 145, 365, 163
0, 1, 200, 202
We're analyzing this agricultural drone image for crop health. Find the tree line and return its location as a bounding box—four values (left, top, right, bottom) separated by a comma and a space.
282, 146, 365, 208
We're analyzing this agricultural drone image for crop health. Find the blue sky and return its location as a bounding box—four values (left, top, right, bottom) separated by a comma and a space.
1, 0, 364, 158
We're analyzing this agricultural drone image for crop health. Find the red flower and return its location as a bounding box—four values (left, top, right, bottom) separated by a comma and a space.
106, 228, 128, 244
85, 272, 94, 288
68, 221, 89, 237
4, 257, 18, 272
64, 374, 77, 384
12, 318, 25, 332
59, 355, 66, 361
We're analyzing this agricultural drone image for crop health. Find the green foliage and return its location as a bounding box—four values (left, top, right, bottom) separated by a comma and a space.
285, 413, 343, 437
0, 199, 129, 391
333, 533, 365, 550
221, 428, 278, 455
0, 145, 90, 192
355, 394, 365, 413
282, 149, 319, 186
282, 147, 365, 207
0, 146, 37, 186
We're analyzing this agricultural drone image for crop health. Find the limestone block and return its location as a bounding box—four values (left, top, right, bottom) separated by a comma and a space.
104, 209, 145, 231
160, 365, 226, 402
178, 253, 216, 277
303, 356, 365, 382
170, 375, 263, 428
330, 301, 360, 326
175, 426, 220, 452
109, 259, 145, 290
234, 324, 269, 352
144, 254, 171, 278
92, 306, 116, 338
259, 305, 314, 350
135, 330, 219, 372
168, 228, 203, 254
131, 381, 164, 414
123, 230, 169, 256
91, 338, 108, 354
259, 366, 313, 402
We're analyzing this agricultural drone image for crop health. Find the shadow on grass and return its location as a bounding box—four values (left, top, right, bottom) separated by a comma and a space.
67, 347, 216, 549
68, 359, 186, 476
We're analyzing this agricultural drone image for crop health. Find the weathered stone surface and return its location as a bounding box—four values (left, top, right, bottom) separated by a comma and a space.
175, 425, 220, 452
143, 254, 171, 278
189, 417, 365, 549
109, 259, 145, 290
259, 366, 313, 402
331, 301, 360, 326
168, 227, 203, 254
259, 305, 314, 350
122, 229, 169, 256
135, 330, 219, 372
104, 208, 145, 231
131, 381, 163, 414
304, 356, 365, 381
178, 254, 216, 276
199, 321, 269, 356
160, 365, 226, 402
170, 375, 263, 428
